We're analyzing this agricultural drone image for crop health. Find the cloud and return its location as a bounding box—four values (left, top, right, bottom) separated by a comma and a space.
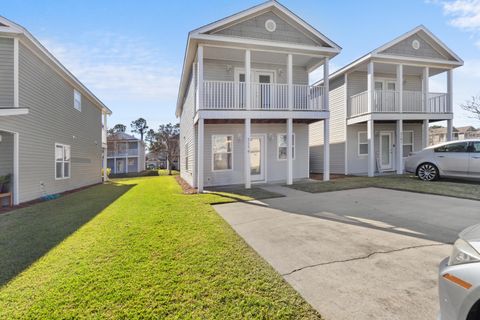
40, 33, 180, 103
442, 0, 480, 31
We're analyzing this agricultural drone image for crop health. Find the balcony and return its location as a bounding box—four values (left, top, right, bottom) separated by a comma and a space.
200, 81, 325, 111
107, 149, 139, 157
349, 90, 449, 117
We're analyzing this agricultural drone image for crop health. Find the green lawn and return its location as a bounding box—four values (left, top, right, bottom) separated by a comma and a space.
291, 174, 480, 201
0, 176, 320, 319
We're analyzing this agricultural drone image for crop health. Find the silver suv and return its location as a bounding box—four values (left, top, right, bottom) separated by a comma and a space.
405, 140, 480, 181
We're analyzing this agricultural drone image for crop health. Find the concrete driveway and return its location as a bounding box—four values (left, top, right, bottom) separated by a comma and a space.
213, 187, 480, 320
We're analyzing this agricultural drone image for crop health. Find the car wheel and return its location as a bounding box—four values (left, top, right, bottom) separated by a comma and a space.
417, 163, 439, 181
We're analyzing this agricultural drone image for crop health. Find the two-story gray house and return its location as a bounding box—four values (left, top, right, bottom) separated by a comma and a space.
107, 132, 146, 175
0, 16, 111, 205
177, 0, 341, 191
310, 26, 463, 176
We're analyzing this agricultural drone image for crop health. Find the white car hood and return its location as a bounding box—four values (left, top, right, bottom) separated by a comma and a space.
460, 224, 480, 253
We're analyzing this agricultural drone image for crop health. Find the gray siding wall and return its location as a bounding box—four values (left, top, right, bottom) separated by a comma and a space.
213, 11, 320, 46
179, 71, 197, 187
380, 34, 447, 60
202, 123, 309, 187
346, 122, 423, 174
310, 76, 346, 174
204, 59, 308, 84
347, 70, 422, 98
0, 37, 14, 106
0, 131, 13, 177
0, 41, 103, 203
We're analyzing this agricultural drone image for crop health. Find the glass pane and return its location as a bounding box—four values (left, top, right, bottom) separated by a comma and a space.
375, 81, 383, 90
55, 146, 63, 161
259, 75, 271, 83
438, 142, 468, 153
381, 135, 390, 165
239, 74, 245, 82
64, 162, 70, 178
473, 142, 480, 153
403, 132, 413, 144
213, 136, 231, 154
250, 138, 261, 175
214, 153, 231, 170
387, 82, 396, 90
278, 147, 287, 160
116, 160, 125, 173
64, 146, 71, 161
403, 145, 413, 156
278, 134, 287, 148
359, 132, 368, 144
56, 162, 63, 178
359, 144, 368, 155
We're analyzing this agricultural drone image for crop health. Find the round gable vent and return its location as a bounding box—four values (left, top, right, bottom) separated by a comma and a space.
412, 39, 420, 50
265, 19, 277, 32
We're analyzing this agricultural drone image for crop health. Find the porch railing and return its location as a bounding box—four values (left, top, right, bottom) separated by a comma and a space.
201, 80, 325, 111
107, 149, 139, 157
348, 90, 449, 117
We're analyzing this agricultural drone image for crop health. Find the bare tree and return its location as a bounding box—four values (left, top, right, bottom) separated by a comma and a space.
150, 123, 180, 175
461, 96, 480, 122
131, 118, 149, 141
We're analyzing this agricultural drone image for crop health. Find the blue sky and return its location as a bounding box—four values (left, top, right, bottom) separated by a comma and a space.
2, 0, 480, 134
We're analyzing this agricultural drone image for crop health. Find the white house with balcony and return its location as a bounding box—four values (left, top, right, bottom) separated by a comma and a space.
107, 133, 146, 175
177, 0, 341, 192
310, 25, 463, 176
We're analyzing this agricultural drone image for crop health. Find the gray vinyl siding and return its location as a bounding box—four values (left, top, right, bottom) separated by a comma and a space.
212, 11, 322, 46
179, 71, 196, 187
204, 59, 308, 84
202, 123, 309, 187
346, 71, 422, 98
0, 37, 14, 106
310, 76, 346, 174
0, 131, 13, 177
0, 42, 104, 203
347, 122, 423, 174
379, 34, 448, 60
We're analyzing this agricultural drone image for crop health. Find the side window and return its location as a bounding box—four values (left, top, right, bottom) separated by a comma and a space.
472, 142, 480, 153
74, 89, 82, 111
358, 132, 368, 156
434, 142, 468, 153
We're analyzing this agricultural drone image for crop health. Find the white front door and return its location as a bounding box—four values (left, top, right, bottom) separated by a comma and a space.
379, 132, 393, 170
250, 135, 265, 181
254, 71, 275, 109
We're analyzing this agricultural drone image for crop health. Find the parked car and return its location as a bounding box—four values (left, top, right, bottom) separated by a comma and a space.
438, 224, 480, 320
405, 140, 480, 181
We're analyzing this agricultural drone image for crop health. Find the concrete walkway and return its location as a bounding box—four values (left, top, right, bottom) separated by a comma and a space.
213, 187, 480, 320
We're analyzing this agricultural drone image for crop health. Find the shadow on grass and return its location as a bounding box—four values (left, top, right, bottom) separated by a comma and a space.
0, 182, 133, 287
204, 187, 284, 205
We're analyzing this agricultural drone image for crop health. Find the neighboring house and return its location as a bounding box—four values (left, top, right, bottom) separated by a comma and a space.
457, 126, 480, 140
0, 16, 111, 205
176, 0, 341, 191
146, 151, 179, 170
310, 25, 463, 176
107, 133, 146, 175
429, 126, 459, 145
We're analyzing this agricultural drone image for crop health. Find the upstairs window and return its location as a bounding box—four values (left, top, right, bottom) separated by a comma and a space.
55, 144, 71, 179
74, 89, 82, 111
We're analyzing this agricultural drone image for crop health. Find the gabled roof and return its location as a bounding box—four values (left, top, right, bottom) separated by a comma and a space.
176, 0, 341, 117
328, 25, 463, 82
0, 16, 111, 115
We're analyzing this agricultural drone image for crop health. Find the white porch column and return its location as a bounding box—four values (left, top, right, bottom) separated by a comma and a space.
197, 118, 204, 193
422, 119, 429, 148
423, 67, 429, 112
323, 118, 330, 181
244, 118, 251, 189
396, 119, 403, 174
367, 61, 374, 113
197, 45, 204, 111
103, 113, 108, 182
245, 49, 251, 110
13, 132, 19, 205
287, 118, 293, 185
367, 120, 375, 177
324, 57, 330, 111
447, 69, 453, 113
287, 53, 293, 111
447, 119, 454, 141
396, 64, 403, 112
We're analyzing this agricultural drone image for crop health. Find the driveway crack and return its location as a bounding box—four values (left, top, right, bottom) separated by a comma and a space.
281, 243, 450, 276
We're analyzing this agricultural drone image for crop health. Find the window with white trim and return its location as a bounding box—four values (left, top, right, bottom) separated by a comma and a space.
277, 133, 295, 160
74, 89, 82, 111
403, 131, 414, 156
185, 142, 190, 172
55, 144, 71, 179
212, 135, 233, 171
358, 131, 368, 156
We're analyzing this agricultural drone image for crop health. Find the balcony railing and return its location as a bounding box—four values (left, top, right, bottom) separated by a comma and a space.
201, 80, 325, 111
348, 90, 449, 117
107, 149, 139, 157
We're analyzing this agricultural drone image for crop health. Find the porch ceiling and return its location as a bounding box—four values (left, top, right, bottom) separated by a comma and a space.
203, 46, 322, 68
